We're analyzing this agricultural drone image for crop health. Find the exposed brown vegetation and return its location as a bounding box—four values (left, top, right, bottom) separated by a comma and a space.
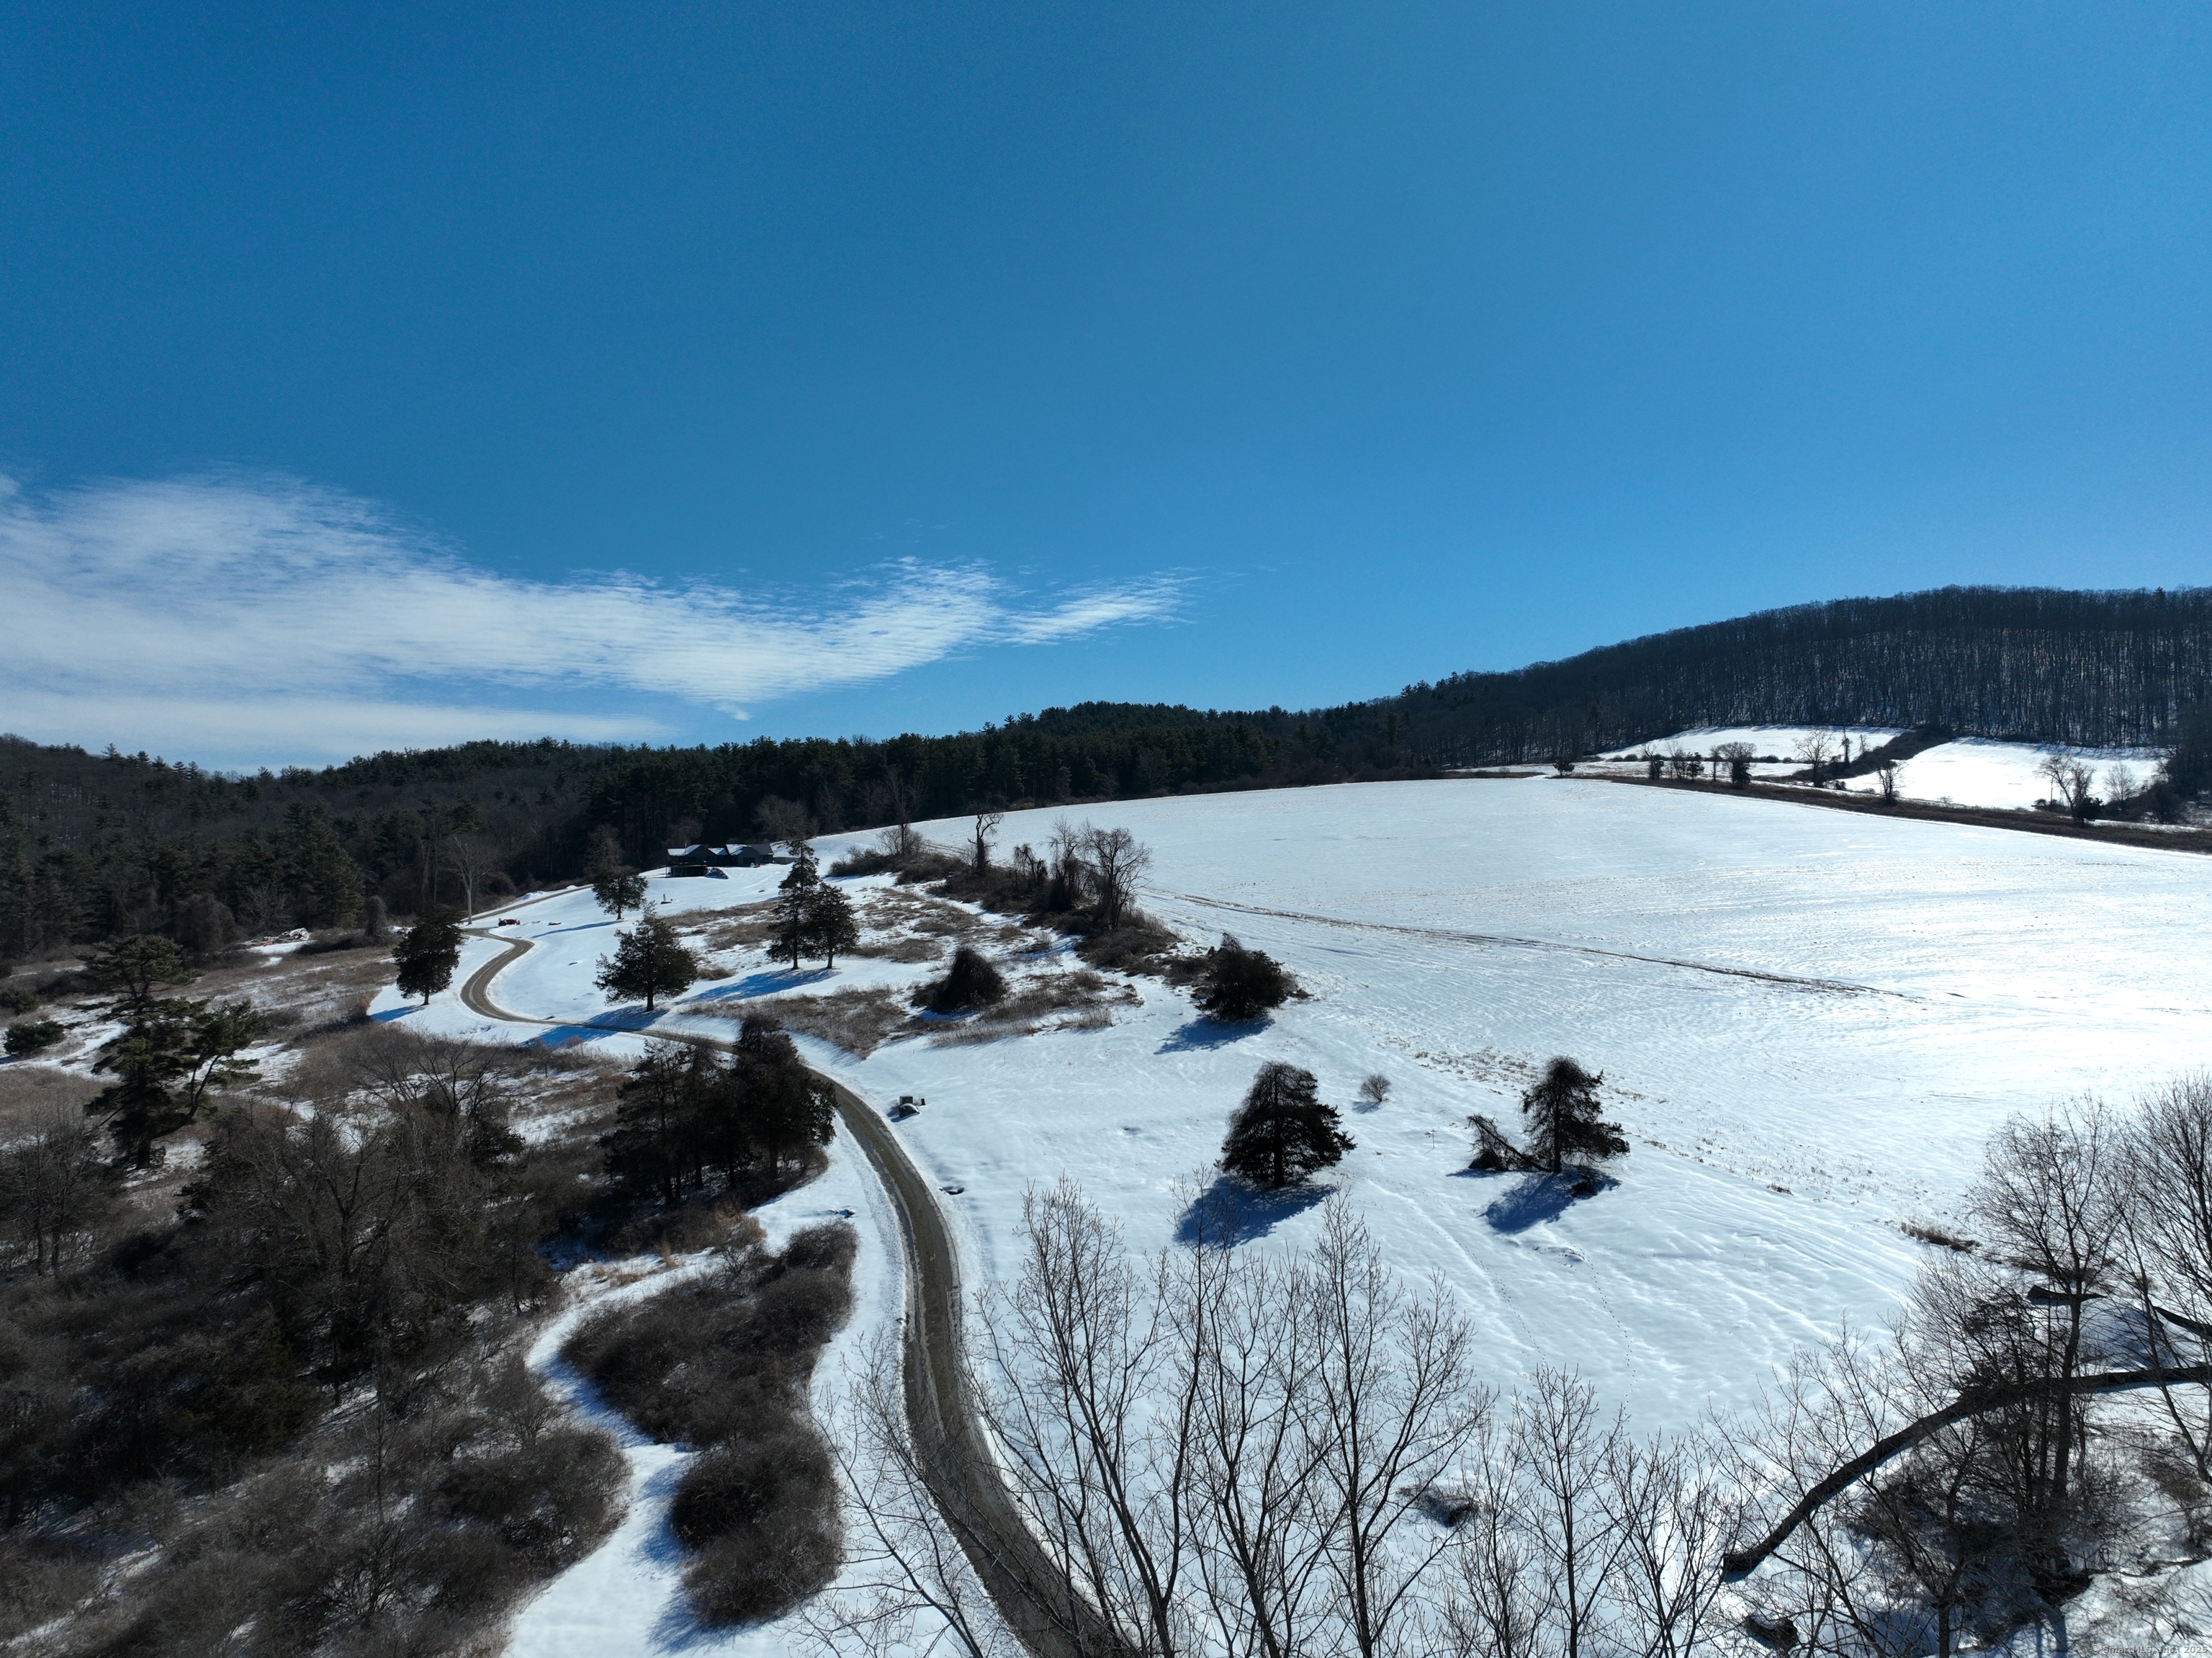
0, 1021, 631, 1656
565, 1222, 858, 1626
698, 986, 915, 1057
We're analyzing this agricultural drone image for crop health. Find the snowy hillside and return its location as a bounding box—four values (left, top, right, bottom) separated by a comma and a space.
1598, 723, 2164, 810
386, 779, 2212, 1654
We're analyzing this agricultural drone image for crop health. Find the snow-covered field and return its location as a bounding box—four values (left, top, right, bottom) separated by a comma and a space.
380, 779, 2212, 1654
1599, 723, 2166, 810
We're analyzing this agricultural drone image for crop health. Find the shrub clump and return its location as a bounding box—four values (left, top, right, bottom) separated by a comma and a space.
917, 945, 1007, 1014
564, 1222, 858, 1626
1191, 933, 1295, 1023
4, 1018, 64, 1056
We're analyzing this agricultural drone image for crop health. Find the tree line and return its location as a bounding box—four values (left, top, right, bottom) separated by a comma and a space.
10, 583, 2212, 958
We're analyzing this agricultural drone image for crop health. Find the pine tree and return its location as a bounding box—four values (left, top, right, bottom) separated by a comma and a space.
89, 997, 264, 1165
805, 881, 860, 967
1220, 1061, 1354, 1190
593, 867, 648, 920
395, 908, 464, 1005
284, 802, 365, 928
734, 1016, 835, 1176
602, 1042, 704, 1206
595, 908, 701, 1011
86, 934, 197, 1017
774, 846, 822, 969
1519, 1057, 1628, 1175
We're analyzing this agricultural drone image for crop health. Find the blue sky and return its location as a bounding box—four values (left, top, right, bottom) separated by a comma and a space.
4, 3, 2209, 768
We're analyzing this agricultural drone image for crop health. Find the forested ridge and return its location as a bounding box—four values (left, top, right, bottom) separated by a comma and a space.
6, 583, 2211, 956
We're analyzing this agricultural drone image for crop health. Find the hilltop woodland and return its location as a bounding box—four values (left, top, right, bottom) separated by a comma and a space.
10, 584, 2212, 959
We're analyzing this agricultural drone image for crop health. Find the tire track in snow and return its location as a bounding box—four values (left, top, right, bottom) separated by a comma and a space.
1153, 890, 1911, 998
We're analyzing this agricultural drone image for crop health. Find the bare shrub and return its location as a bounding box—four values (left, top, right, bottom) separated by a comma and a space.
922, 969, 1125, 1047
565, 1223, 857, 1628
1076, 912, 1178, 975
1900, 1218, 1978, 1252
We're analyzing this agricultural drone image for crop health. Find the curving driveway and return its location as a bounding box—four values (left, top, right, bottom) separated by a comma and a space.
454, 925, 1112, 1658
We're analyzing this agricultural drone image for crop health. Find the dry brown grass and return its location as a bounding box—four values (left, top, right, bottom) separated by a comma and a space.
848, 931, 944, 964
860, 887, 981, 939
0, 1064, 101, 1142
700, 987, 916, 1057
922, 968, 1133, 1047
698, 902, 781, 954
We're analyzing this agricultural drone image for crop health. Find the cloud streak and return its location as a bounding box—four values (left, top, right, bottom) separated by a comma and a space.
0, 472, 1182, 763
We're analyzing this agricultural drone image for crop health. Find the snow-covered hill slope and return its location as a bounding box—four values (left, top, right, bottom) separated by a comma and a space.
396, 779, 2212, 1654
1600, 724, 2164, 810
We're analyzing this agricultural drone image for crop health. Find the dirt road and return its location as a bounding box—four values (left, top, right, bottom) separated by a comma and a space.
454, 927, 1110, 1658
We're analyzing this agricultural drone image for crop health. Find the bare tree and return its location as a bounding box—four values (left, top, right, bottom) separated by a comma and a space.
755, 794, 817, 851
1514, 1368, 1626, 1658
1596, 1428, 1732, 1658
0, 1107, 118, 1274
1714, 741, 1755, 788
811, 1336, 1020, 1658
1082, 825, 1154, 930
1438, 1412, 1552, 1658
2038, 753, 2096, 820
1963, 1102, 2124, 1577
1793, 730, 1834, 783
1308, 1201, 1488, 1658
442, 831, 499, 919
978, 1180, 1200, 1656
970, 809, 1006, 874
2121, 1075, 2212, 1478
2104, 763, 2141, 813
1876, 760, 1901, 805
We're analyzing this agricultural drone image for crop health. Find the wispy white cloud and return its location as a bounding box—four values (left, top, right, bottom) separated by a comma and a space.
0, 472, 1182, 763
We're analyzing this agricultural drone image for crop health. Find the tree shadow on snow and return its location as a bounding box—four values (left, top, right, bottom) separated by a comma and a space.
1156, 1016, 1267, 1053
1174, 1174, 1331, 1247
689, 967, 832, 1002
582, 1006, 667, 1032
369, 1005, 419, 1023
1462, 1169, 1619, 1234
530, 1024, 621, 1048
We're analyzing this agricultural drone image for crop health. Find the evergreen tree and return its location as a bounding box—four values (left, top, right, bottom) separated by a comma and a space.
89, 997, 264, 1165
773, 846, 822, 969
1519, 1056, 1628, 1175
86, 933, 197, 1016
4, 1018, 63, 1056
733, 1016, 835, 1176
593, 867, 648, 920
285, 802, 365, 928
595, 908, 700, 1011
395, 908, 464, 1005
1220, 1061, 1354, 1190
603, 1042, 704, 1206
804, 881, 860, 967
1192, 933, 1295, 1023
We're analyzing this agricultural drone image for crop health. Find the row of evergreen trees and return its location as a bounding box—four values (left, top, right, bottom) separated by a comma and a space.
601, 1022, 837, 1206
1220, 1054, 1627, 1191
